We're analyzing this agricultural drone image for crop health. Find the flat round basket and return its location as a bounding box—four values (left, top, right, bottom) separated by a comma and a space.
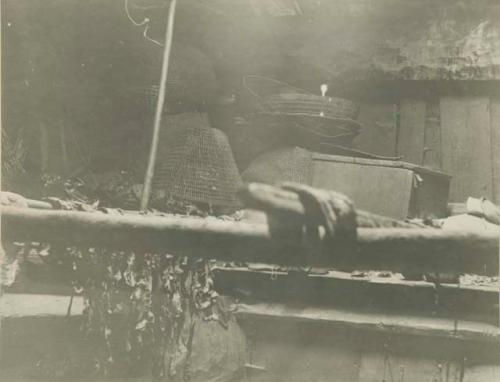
254, 113, 362, 149
260, 93, 360, 120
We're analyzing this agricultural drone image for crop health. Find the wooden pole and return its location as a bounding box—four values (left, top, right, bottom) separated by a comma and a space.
140, 0, 178, 211
1, 206, 498, 275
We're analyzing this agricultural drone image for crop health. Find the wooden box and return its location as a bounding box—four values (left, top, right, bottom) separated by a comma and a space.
310, 154, 451, 219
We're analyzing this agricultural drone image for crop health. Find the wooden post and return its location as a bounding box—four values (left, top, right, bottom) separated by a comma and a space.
140, 0, 178, 211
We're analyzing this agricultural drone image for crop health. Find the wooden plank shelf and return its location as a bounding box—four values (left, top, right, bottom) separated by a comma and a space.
214, 267, 499, 325
235, 302, 500, 344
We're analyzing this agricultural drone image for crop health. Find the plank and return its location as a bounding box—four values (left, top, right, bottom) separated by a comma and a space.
423, 97, 442, 169
214, 267, 499, 324
312, 159, 415, 218
440, 96, 493, 202
490, 98, 500, 204
398, 98, 426, 165
0, 294, 83, 318
235, 302, 500, 343
353, 102, 398, 157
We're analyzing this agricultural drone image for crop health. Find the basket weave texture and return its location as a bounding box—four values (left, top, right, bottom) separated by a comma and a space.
242, 146, 313, 185
153, 113, 243, 208
260, 93, 360, 121
243, 75, 362, 148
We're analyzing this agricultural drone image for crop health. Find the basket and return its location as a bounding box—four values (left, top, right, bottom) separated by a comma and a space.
261, 93, 360, 120
242, 146, 313, 185
243, 75, 362, 148
153, 113, 243, 209
253, 113, 361, 149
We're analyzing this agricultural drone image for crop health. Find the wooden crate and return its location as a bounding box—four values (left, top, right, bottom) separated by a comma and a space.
311, 154, 451, 219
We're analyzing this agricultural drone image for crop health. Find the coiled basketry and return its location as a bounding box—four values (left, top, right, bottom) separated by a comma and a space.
260, 93, 360, 121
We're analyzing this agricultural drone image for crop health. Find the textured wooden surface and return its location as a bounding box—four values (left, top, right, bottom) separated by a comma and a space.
423, 97, 442, 170
237, 303, 500, 382
312, 160, 413, 218
353, 102, 398, 157
490, 98, 500, 204
398, 99, 426, 165
440, 96, 493, 202
2, 206, 499, 275
310, 155, 450, 219
215, 267, 499, 325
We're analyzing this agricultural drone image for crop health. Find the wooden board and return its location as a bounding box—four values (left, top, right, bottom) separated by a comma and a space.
235, 303, 500, 343
398, 99, 426, 165
312, 160, 414, 219
440, 96, 493, 202
490, 98, 500, 204
214, 267, 499, 325
353, 102, 398, 157
423, 98, 442, 170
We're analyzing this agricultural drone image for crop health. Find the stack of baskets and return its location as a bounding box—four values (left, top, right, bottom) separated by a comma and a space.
244, 75, 362, 149
241, 76, 363, 185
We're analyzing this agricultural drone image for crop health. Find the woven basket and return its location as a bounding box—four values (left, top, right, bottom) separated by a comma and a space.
253, 113, 361, 149
261, 93, 360, 120
242, 146, 313, 185
153, 113, 243, 209
243, 75, 362, 148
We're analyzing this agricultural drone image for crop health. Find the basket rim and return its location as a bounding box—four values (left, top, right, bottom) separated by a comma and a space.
256, 111, 363, 129
265, 92, 357, 105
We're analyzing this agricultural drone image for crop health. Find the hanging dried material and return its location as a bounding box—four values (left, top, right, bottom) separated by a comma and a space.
4, 199, 239, 379
1, 128, 27, 187
12, 242, 232, 379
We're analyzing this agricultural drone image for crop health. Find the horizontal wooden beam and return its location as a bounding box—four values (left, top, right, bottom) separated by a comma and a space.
214, 267, 499, 325
235, 302, 500, 344
1, 206, 498, 275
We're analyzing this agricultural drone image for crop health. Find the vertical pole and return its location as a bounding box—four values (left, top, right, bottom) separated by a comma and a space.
140, 0, 178, 211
